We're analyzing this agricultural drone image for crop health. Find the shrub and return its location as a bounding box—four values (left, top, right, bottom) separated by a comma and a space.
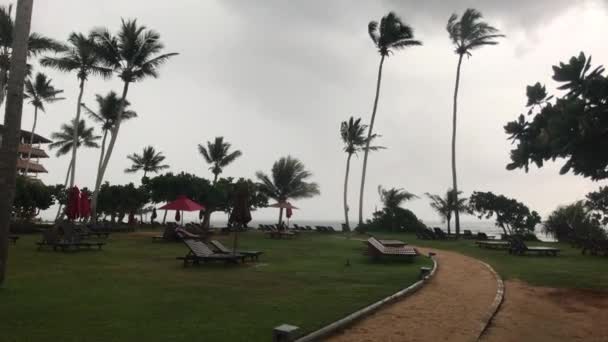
544, 201, 607, 243
357, 207, 427, 233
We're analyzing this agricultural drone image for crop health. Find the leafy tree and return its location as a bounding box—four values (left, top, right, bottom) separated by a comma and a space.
256, 156, 320, 225
125, 146, 169, 179
0, 3, 63, 108
468, 191, 541, 236
447, 8, 504, 237
505, 52, 608, 181
40, 32, 112, 187
425, 189, 468, 235
97, 182, 149, 223
23, 72, 64, 174
543, 201, 606, 243
585, 186, 608, 225
358, 207, 427, 233
90, 19, 178, 220
377, 185, 417, 231
340, 116, 384, 231
358, 12, 421, 226
12, 175, 55, 221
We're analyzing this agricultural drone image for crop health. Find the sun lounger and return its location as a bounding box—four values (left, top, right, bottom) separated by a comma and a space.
326, 226, 336, 233
152, 223, 180, 242
509, 237, 560, 256
476, 240, 510, 249
433, 227, 457, 240
305, 226, 313, 231
366, 237, 418, 259
210, 240, 263, 261
265, 226, 295, 239
462, 230, 474, 239
177, 239, 245, 266
37, 226, 105, 252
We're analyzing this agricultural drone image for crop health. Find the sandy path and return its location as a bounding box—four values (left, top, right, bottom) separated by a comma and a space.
482, 280, 608, 342
328, 248, 498, 342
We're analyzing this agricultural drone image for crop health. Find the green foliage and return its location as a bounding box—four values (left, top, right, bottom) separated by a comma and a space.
543, 201, 606, 243
425, 189, 468, 233
469, 191, 541, 236
358, 207, 427, 233
378, 185, 416, 213
446, 8, 504, 56
124, 146, 169, 177
368, 12, 422, 57
256, 156, 320, 202
198, 137, 242, 181
24, 72, 64, 112
48, 119, 100, 156
97, 182, 149, 222
505, 52, 608, 180
81, 91, 137, 131
12, 176, 56, 221
585, 186, 608, 225
340, 116, 384, 155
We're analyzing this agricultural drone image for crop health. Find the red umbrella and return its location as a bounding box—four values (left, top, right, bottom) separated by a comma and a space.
159, 195, 205, 226
66, 186, 81, 221
79, 190, 91, 219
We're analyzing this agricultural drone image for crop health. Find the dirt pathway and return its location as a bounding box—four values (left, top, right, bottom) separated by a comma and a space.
328, 248, 498, 342
482, 280, 608, 342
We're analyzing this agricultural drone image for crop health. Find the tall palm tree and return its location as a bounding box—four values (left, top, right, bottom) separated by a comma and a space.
40, 32, 112, 188
340, 116, 384, 231
90, 19, 178, 219
125, 146, 169, 179
358, 12, 421, 227
447, 8, 504, 237
198, 136, 242, 227
426, 189, 468, 235
0, 0, 34, 286
49, 119, 101, 186
256, 156, 320, 225
0, 4, 63, 109
81, 91, 137, 182
23, 72, 64, 175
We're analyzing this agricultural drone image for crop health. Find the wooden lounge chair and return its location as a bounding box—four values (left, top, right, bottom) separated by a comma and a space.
509, 237, 560, 256
366, 237, 418, 259
210, 240, 263, 261
476, 240, 510, 249
462, 230, 474, 239
177, 239, 245, 266
152, 223, 180, 242
9, 235, 19, 244
36, 226, 105, 252
265, 226, 295, 239
433, 227, 457, 240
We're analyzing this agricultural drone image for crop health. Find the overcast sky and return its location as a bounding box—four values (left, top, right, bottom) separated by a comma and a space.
15, 0, 608, 223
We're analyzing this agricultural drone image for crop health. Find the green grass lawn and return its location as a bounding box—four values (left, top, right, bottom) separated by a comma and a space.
1, 232, 430, 342
373, 232, 608, 290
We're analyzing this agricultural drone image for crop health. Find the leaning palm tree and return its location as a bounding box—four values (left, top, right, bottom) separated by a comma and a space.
378, 185, 417, 231
81, 91, 137, 181
124, 146, 169, 179
49, 119, 101, 186
447, 8, 504, 237
0, 0, 35, 286
359, 12, 421, 227
425, 189, 468, 235
0, 4, 64, 109
40, 32, 112, 188
89, 19, 178, 219
23, 72, 64, 175
198, 137, 242, 184
256, 156, 320, 226
340, 116, 384, 231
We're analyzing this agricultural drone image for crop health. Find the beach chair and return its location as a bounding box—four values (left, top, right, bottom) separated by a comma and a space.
476, 232, 489, 240
265, 226, 295, 239
366, 237, 418, 259
152, 223, 179, 242
326, 226, 336, 233
475, 240, 510, 250
462, 230, 474, 239
177, 239, 245, 266
210, 240, 263, 261
62, 224, 105, 250
508, 237, 560, 256
433, 227, 457, 240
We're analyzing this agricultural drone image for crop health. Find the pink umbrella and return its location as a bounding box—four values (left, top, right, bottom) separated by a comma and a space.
66, 187, 81, 221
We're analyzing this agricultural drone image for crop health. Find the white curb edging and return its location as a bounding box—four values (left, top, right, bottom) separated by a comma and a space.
476, 261, 505, 341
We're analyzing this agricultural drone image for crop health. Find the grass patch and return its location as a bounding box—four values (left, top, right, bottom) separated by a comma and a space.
372, 232, 608, 290
1, 232, 430, 342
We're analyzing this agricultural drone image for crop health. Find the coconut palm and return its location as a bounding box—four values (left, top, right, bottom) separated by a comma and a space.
49, 119, 100, 186
0, 0, 34, 286
198, 137, 242, 184
81, 91, 137, 180
40, 32, 112, 188
0, 4, 63, 109
23, 72, 64, 175
340, 116, 384, 231
89, 19, 178, 219
426, 189, 468, 235
125, 146, 169, 179
256, 156, 320, 225
378, 186, 417, 213
447, 8, 504, 236
358, 12, 421, 227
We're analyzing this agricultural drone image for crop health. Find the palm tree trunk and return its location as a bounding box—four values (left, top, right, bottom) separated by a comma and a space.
203, 173, 219, 229
451, 53, 464, 238
69, 78, 85, 187
358, 55, 385, 227
55, 157, 74, 221
96, 130, 108, 179
23, 106, 37, 175
278, 207, 284, 227
91, 81, 130, 220
0, 68, 8, 109
447, 216, 451, 235
0, 0, 34, 286
343, 153, 353, 232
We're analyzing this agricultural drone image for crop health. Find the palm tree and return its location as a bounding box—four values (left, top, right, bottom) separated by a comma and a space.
340, 116, 384, 231
23, 72, 64, 175
0, 0, 34, 286
90, 19, 178, 219
426, 189, 468, 235
0, 4, 63, 109
40, 32, 112, 188
198, 137, 242, 184
256, 156, 320, 226
81, 91, 137, 183
125, 146, 169, 179
378, 185, 417, 231
447, 8, 504, 237
49, 119, 101, 186
358, 12, 421, 227
198, 136, 242, 227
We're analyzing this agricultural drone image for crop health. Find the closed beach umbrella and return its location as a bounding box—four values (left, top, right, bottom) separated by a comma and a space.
79, 190, 91, 219
66, 186, 81, 221
151, 208, 157, 222
175, 210, 181, 222
268, 202, 298, 228
228, 184, 251, 253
